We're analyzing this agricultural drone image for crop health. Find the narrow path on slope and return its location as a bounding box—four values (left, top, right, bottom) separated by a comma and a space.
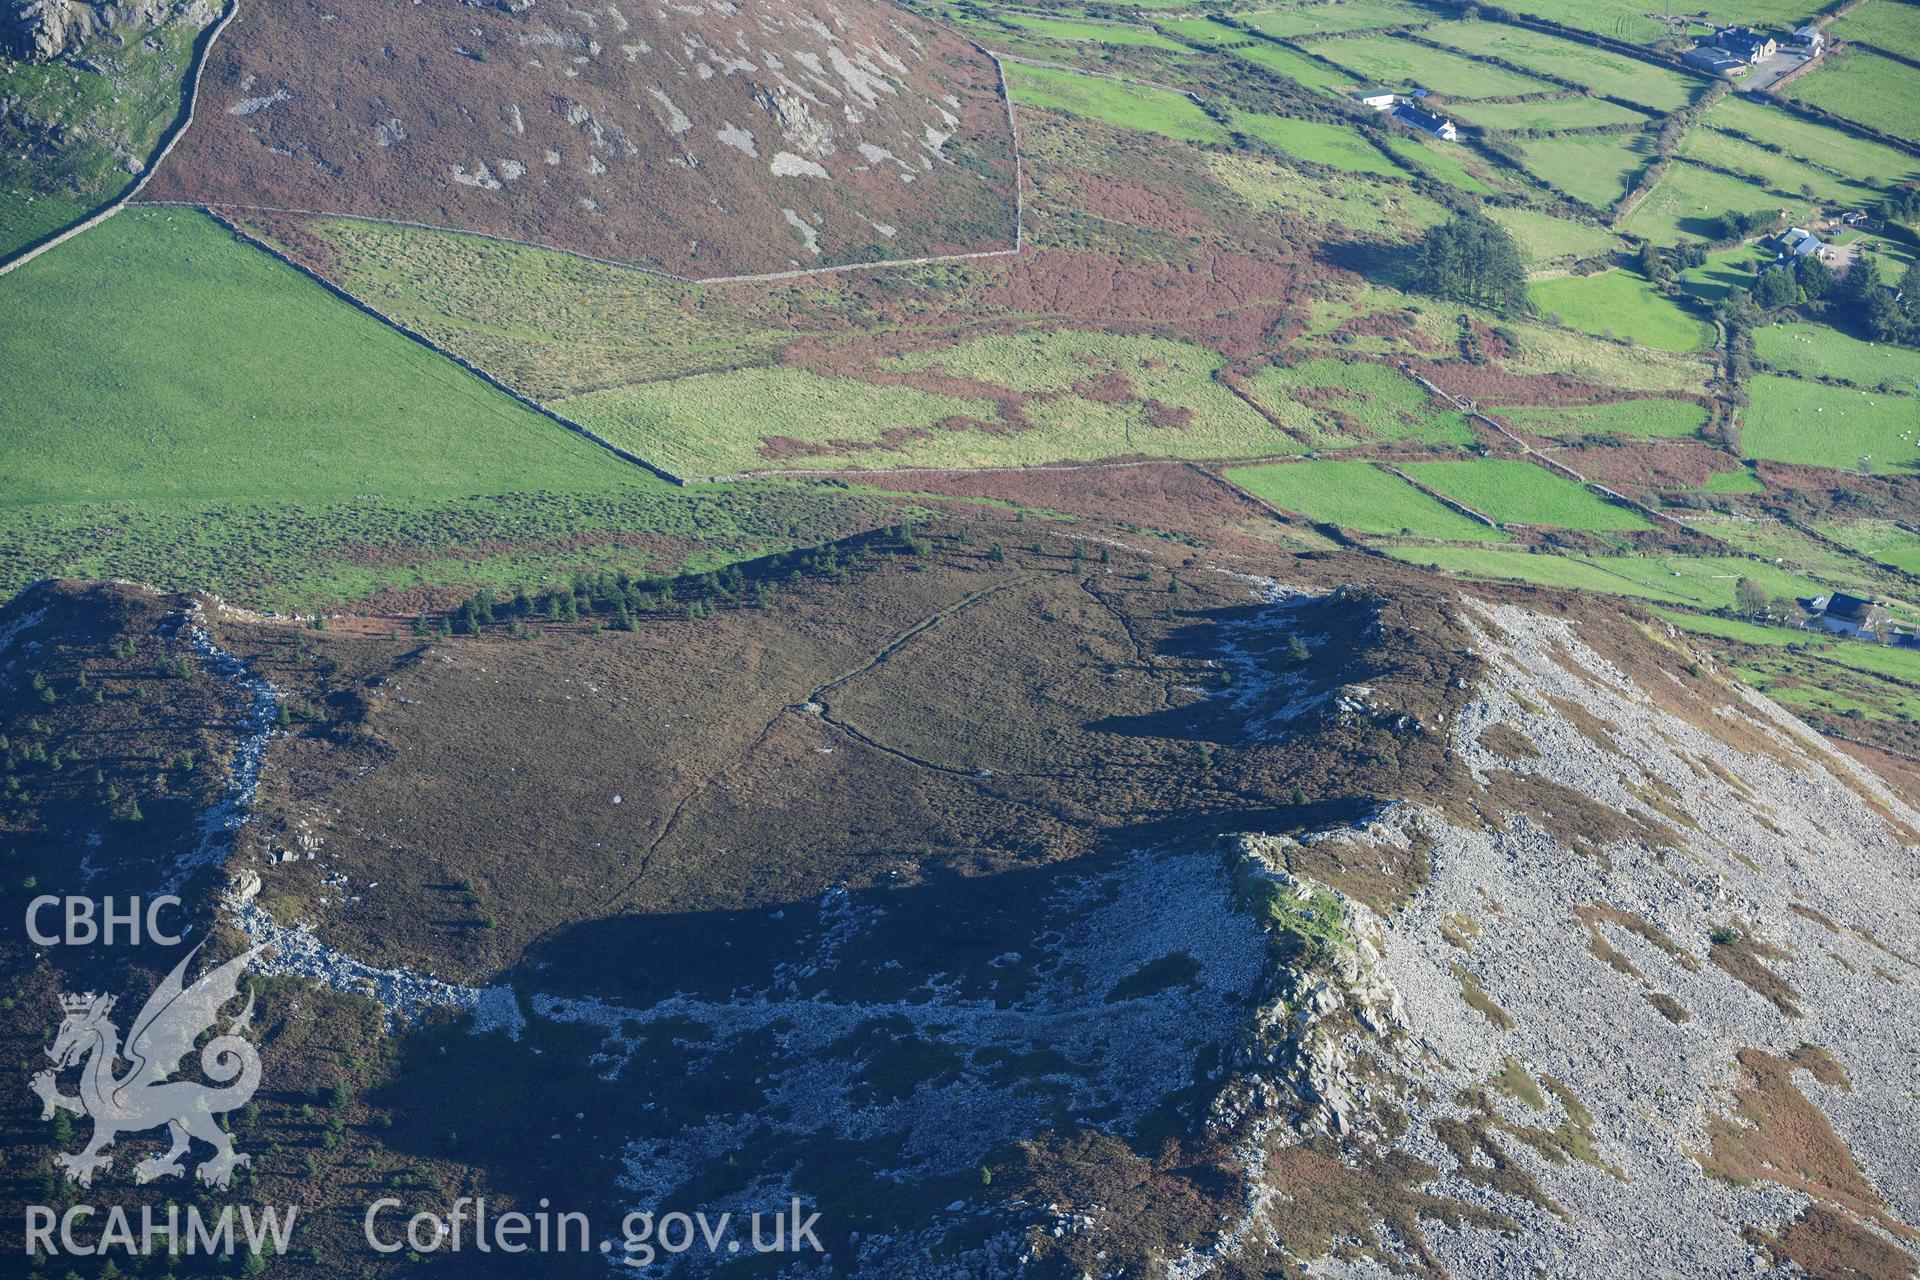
590, 572, 1039, 913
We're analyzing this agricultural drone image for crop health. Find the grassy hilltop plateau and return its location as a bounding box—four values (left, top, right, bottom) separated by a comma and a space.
3, 0, 1920, 1275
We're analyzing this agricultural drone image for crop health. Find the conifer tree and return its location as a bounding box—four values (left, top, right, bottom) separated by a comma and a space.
1411, 210, 1532, 314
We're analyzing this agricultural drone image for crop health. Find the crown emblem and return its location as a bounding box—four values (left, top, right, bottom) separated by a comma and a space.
60, 992, 98, 1013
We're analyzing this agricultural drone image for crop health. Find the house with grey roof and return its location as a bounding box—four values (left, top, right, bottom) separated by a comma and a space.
1776, 226, 1826, 260
1391, 102, 1457, 141
1710, 26, 1778, 63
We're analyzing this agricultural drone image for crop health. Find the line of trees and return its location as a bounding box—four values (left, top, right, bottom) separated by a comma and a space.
429, 525, 939, 638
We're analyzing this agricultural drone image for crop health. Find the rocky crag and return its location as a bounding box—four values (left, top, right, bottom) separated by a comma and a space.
3, 0, 207, 61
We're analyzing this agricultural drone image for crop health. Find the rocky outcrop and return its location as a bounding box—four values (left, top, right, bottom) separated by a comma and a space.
6, 0, 86, 60
2, 0, 189, 61
1220, 840, 1409, 1140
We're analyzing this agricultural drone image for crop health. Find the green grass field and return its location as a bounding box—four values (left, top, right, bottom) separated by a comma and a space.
0, 209, 897, 608
1718, 633, 1920, 731
1860, 236, 1920, 288
1203, 151, 1449, 236
561, 367, 999, 476
1741, 374, 1920, 473
1247, 358, 1476, 445
1829, 0, 1920, 61
998, 13, 1186, 50
1423, 22, 1701, 111
560, 331, 1298, 476
0, 191, 89, 266
1753, 323, 1920, 391
1388, 546, 1826, 608
1515, 130, 1656, 208
1817, 642, 1920, 684
1402, 459, 1655, 529
1502, 0, 1829, 37
1152, 16, 1252, 47
1238, 0, 1437, 39
1005, 63, 1229, 143
1787, 48, 1920, 144
1820, 521, 1920, 575
1619, 160, 1818, 245
1496, 398, 1710, 438
1740, 651, 1920, 727
1688, 510, 1905, 591
1658, 609, 1828, 646
305, 217, 801, 401
1485, 206, 1621, 264
1701, 466, 1766, 493
1380, 135, 1502, 194
0, 210, 651, 505
1158, 11, 1366, 96
1704, 94, 1920, 188
1529, 270, 1713, 353
1311, 32, 1555, 97
1677, 244, 1770, 303
1453, 299, 1711, 393
1693, 0, 1854, 24
1221, 38, 1355, 93
1496, 0, 1678, 39
1677, 128, 1880, 209
1223, 460, 1502, 538
1230, 113, 1409, 177
1449, 95, 1652, 132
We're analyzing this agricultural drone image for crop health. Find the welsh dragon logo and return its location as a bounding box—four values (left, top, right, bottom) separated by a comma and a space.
31, 945, 263, 1189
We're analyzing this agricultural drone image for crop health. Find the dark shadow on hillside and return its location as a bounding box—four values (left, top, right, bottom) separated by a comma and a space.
1318, 237, 1419, 290
370, 837, 1265, 1275
334, 572, 1475, 1274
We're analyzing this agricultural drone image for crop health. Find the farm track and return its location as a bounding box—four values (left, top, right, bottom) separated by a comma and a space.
1079, 573, 1179, 708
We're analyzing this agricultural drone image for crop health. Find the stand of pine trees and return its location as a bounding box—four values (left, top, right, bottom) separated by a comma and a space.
1409, 211, 1532, 316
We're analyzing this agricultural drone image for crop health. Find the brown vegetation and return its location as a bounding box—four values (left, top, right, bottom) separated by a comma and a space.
1703, 1046, 1914, 1246
142, 0, 1018, 276
1749, 1204, 1920, 1280
1710, 919, 1803, 1018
